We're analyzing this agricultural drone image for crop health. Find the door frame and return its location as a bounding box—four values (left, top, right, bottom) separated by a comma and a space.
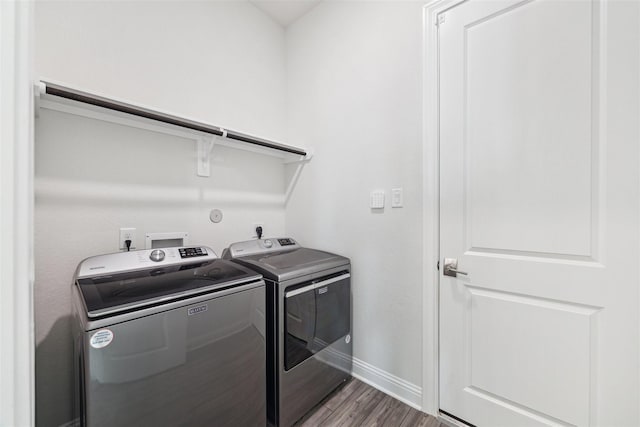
0, 1, 35, 426
421, 0, 465, 420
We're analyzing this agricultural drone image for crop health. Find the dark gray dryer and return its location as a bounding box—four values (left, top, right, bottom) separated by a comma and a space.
72, 246, 266, 427
222, 238, 352, 427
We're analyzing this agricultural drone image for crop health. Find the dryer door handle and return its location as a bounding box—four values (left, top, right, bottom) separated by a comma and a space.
285, 273, 351, 298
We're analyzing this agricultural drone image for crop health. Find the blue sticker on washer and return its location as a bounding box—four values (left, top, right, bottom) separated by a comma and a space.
90, 329, 114, 349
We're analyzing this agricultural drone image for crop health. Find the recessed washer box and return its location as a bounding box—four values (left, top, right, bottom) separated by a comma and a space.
145, 232, 189, 249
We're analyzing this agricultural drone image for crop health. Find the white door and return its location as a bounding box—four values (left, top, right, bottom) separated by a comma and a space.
438, 0, 639, 426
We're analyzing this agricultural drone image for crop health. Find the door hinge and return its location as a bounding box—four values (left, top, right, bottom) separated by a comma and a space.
437, 260, 440, 271
436, 13, 446, 27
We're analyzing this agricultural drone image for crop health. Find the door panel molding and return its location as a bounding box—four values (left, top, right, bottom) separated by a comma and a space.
460, 0, 604, 261
465, 285, 602, 315
463, 386, 574, 427
466, 285, 599, 426
464, 247, 602, 264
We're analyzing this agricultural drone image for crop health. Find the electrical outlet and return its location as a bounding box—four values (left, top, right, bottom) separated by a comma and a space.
252, 223, 264, 239
119, 227, 136, 251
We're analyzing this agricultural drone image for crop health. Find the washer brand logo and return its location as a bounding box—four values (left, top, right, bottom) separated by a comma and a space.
188, 305, 208, 316
89, 266, 105, 270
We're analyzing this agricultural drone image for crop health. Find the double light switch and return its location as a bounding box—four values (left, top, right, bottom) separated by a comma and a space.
370, 188, 403, 209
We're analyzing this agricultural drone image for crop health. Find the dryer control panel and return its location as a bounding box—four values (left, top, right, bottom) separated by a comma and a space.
223, 237, 300, 258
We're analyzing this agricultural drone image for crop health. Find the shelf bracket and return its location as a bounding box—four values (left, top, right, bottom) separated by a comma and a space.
34, 81, 46, 118
197, 135, 216, 177
284, 149, 314, 205
284, 148, 314, 165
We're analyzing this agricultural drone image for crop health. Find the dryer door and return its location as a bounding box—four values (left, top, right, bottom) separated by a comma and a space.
284, 283, 316, 370
284, 272, 350, 371
314, 274, 350, 348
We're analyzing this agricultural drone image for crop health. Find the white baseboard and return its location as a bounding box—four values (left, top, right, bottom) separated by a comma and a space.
321, 346, 423, 410
350, 356, 423, 411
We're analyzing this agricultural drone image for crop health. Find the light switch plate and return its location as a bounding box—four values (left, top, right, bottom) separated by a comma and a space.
370, 190, 385, 209
391, 188, 403, 208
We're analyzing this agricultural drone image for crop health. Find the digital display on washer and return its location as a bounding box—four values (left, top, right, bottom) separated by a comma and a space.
278, 238, 295, 246
179, 247, 207, 258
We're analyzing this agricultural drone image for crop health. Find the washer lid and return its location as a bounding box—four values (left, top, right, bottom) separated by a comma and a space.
76, 258, 261, 318
233, 248, 349, 282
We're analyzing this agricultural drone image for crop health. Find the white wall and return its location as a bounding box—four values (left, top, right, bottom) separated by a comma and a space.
284, 1, 425, 406
34, 2, 287, 425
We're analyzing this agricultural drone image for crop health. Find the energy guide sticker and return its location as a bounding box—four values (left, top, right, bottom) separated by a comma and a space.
90, 329, 114, 349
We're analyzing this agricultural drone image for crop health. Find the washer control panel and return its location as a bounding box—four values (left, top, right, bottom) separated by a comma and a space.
76, 246, 217, 278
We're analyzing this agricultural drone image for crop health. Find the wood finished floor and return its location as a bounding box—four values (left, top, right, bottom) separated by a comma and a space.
294, 378, 444, 427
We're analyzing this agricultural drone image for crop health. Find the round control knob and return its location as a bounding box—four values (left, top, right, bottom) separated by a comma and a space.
264, 239, 273, 248
149, 249, 165, 262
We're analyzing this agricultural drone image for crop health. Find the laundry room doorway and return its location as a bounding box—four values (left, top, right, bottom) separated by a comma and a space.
426, 0, 640, 426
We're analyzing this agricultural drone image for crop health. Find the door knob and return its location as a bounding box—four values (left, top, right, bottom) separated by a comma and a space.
443, 258, 468, 278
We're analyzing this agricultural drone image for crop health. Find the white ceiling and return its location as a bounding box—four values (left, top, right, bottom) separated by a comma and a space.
249, 0, 322, 27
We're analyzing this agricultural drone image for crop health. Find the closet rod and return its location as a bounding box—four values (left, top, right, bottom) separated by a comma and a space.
42, 81, 307, 157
